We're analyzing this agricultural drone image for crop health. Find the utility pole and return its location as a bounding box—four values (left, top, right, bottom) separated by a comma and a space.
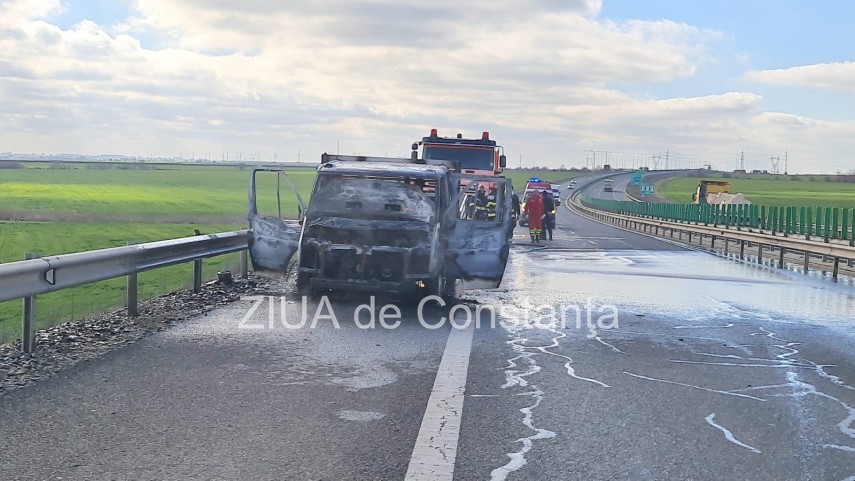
784, 150, 788, 174
518, 154, 522, 169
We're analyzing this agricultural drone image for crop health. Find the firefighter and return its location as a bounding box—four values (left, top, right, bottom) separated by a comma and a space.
474, 185, 488, 221
511, 192, 520, 222
524, 191, 544, 243
486, 186, 498, 221
541, 189, 555, 240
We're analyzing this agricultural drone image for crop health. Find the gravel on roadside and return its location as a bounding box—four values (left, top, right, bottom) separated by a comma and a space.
0, 274, 285, 396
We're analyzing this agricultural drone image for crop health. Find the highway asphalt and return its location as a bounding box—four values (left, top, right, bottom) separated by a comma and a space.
582, 172, 634, 202
1, 183, 854, 480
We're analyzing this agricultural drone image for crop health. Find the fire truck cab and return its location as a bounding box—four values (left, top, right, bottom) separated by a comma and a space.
412, 129, 506, 177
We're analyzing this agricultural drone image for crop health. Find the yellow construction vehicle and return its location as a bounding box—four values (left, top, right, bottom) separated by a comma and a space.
692, 180, 731, 204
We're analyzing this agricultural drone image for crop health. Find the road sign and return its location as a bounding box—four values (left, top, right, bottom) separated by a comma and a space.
640, 183, 655, 195
631, 175, 643, 185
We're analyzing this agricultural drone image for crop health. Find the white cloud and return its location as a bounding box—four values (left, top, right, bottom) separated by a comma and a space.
746, 62, 855, 92
0, 1, 850, 172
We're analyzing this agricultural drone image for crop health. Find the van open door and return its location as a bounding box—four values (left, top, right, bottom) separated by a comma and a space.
444, 175, 513, 289
247, 169, 307, 275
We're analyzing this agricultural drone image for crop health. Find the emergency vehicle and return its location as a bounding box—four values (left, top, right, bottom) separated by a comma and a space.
518, 178, 557, 227
412, 129, 510, 228
412, 129, 506, 177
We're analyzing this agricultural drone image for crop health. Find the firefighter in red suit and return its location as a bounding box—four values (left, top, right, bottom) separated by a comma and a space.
524, 191, 545, 244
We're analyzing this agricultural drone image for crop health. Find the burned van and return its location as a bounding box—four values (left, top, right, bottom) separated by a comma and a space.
247, 157, 514, 298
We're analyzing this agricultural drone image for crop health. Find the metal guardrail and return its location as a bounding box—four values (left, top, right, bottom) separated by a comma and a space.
582, 196, 855, 243
569, 192, 855, 282
0, 231, 251, 352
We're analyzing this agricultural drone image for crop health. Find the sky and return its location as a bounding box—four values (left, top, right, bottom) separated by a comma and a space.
0, 0, 853, 173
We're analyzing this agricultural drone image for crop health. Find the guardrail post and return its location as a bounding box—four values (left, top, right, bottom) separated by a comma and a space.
783, 207, 790, 237
850, 209, 855, 246
778, 248, 786, 269
757, 244, 763, 264
724, 238, 729, 255
824, 208, 831, 243
193, 229, 204, 293
739, 240, 745, 260
21, 252, 38, 353
240, 249, 249, 279
193, 259, 203, 293
711, 236, 716, 249
832, 257, 840, 282
803, 252, 810, 275
126, 241, 138, 317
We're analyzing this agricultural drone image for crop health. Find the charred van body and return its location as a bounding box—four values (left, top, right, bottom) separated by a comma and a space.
247, 156, 514, 298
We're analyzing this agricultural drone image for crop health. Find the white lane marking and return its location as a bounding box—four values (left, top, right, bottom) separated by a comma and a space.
704, 413, 762, 454
405, 324, 475, 481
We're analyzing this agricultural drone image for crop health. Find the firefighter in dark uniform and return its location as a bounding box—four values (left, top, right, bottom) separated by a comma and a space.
541, 189, 555, 240
474, 185, 488, 221
485, 186, 498, 221
511, 192, 520, 221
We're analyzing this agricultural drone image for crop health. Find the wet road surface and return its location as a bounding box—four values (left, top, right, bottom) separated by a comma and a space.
1, 190, 854, 480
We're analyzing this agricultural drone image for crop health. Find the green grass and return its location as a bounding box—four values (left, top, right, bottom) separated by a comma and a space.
658, 176, 855, 208
0, 166, 317, 221
0, 221, 242, 264
0, 222, 244, 343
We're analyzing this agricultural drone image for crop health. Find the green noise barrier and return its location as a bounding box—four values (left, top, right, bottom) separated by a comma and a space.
581, 195, 854, 243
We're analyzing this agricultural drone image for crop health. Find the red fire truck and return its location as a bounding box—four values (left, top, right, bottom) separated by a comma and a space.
411, 129, 506, 176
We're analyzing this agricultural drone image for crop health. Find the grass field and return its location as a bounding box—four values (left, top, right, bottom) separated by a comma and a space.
658, 176, 855, 208
0, 163, 313, 342
0, 222, 243, 343
0, 166, 317, 221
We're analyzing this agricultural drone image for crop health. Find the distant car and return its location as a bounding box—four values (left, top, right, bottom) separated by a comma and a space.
552, 186, 561, 205
603, 179, 614, 192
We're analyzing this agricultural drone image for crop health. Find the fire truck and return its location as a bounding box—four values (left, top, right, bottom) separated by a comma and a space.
411, 129, 506, 176
518, 178, 554, 227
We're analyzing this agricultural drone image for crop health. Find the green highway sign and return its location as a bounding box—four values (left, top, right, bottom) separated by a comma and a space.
640, 183, 655, 195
